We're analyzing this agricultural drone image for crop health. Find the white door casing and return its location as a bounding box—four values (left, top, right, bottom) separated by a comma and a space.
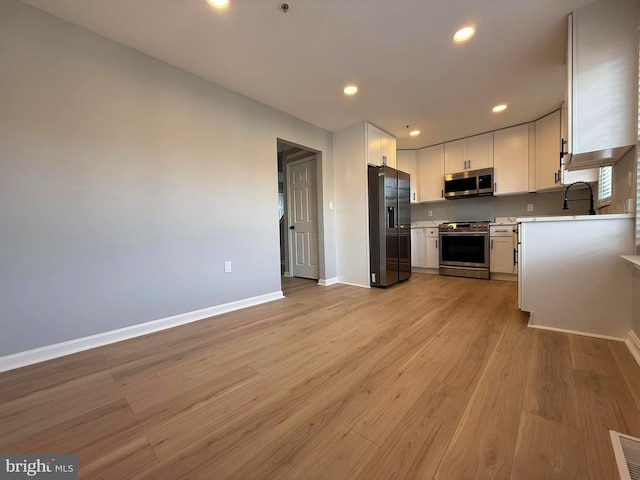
287, 157, 319, 279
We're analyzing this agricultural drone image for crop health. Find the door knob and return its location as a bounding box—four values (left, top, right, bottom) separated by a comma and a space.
289, 226, 295, 230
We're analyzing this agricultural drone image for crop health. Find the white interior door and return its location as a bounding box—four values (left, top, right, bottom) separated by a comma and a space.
288, 157, 319, 280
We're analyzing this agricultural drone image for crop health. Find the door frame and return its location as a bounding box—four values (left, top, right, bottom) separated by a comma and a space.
285, 155, 319, 279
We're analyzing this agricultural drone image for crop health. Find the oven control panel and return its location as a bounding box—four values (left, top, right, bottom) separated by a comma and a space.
439, 222, 489, 233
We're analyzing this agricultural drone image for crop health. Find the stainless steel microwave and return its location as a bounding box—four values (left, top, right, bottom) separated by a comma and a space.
443, 168, 494, 199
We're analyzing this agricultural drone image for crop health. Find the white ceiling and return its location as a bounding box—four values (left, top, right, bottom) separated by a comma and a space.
20, 0, 594, 149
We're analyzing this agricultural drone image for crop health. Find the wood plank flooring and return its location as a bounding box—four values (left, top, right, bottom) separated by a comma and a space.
1, 273, 640, 479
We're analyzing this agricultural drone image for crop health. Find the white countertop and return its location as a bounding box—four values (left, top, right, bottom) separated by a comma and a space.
411, 220, 447, 228
517, 213, 634, 223
621, 255, 640, 267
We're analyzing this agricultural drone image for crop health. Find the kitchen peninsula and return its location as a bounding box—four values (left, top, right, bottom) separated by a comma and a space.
518, 214, 635, 339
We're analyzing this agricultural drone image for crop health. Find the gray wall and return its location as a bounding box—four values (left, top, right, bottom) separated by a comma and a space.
0, 0, 336, 356
411, 189, 591, 223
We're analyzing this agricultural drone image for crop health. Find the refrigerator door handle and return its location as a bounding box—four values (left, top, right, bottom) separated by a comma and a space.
387, 206, 395, 229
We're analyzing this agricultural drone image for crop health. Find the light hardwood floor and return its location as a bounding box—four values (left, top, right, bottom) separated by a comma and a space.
1, 274, 639, 479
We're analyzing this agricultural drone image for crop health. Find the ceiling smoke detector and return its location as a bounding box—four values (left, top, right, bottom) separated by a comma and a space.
280, 3, 289, 12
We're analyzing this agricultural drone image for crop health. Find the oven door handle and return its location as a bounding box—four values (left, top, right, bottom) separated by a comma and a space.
439, 232, 489, 236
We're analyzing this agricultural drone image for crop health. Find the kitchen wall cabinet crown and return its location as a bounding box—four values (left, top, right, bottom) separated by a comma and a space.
367, 123, 396, 168
564, 0, 638, 170
444, 132, 493, 174
397, 150, 419, 203
493, 124, 529, 196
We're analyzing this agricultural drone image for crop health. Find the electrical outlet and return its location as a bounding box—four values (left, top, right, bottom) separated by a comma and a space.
527, 204, 534, 212
329, 201, 334, 210
224, 261, 232, 273
428, 210, 433, 217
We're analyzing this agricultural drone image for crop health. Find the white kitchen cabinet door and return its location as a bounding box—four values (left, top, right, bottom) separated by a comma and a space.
410, 228, 425, 268
366, 123, 396, 167
535, 110, 562, 191
444, 139, 466, 174
560, 103, 598, 185
466, 132, 494, 171
397, 150, 419, 203
382, 132, 396, 168
490, 235, 515, 274
425, 236, 439, 269
366, 124, 383, 166
418, 145, 445, 202
444, 132, 493, 173
493, 125, 529, 195
564, 0, 637, 170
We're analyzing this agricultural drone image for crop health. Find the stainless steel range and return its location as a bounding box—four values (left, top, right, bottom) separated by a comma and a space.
439, 221, 490, 279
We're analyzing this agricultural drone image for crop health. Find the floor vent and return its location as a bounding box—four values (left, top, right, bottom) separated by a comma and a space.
610, 430, 640, 480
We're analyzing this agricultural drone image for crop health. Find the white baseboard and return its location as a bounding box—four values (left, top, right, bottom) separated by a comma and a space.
527, 322, 625, 342
283, 271, 292, 277
0, 291, 284, 373
625, 330, 640, 367
317, 277, 338, 286
337, 281, 371, 288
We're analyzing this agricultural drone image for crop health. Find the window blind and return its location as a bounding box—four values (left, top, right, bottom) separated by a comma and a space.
598, 166, 613, 204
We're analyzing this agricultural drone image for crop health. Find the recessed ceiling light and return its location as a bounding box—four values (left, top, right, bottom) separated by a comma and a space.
343, 85, 358, 96
453, 26, 475, 43
409, 130, 421, 136
492, 104, 508, 113
207, 0, 229, 8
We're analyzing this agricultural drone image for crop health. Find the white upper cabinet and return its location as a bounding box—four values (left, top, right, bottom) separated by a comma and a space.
564, 0, 638, 170
561, 102, 598, 184
535, 110, 562, 191
536, 109, 597, 192
397, 150, 419, 203
366, 123, 396, 168
493, 124, 529, 196
418, 145, 445, 202
444, 132, 493, 174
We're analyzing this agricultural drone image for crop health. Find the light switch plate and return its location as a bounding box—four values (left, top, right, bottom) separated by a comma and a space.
224, 261, 232, 273
527, 204, 534, 212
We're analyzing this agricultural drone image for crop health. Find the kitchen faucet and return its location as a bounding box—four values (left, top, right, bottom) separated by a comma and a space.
562, 181, 596, 215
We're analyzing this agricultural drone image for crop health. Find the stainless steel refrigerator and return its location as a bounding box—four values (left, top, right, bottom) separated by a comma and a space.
368, 165, 411, 287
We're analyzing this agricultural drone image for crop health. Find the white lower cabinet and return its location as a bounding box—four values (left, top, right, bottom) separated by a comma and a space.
425, 228, 439, 269
490, 225, 517, 275
411, 228, 425, 268
411, 227, 439, 271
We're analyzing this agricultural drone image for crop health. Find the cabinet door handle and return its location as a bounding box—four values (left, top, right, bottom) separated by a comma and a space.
413, 192, 415, 201
554, 171, 558, 184
468, 160, 471, 168
560, 138, 567, 167
491, 239, 494, 249
513, 248, 518, 265
496, 229, 508, 233
494, 182, 497, 192
436, 239, 438, 248
441, 189, 443, 198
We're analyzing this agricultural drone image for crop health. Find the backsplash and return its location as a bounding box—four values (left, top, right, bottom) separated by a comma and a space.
411, 190, 591, 222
